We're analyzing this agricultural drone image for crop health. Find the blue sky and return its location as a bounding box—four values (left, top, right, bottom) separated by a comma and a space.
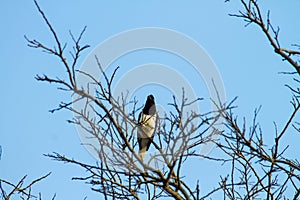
1, 1, 299, 199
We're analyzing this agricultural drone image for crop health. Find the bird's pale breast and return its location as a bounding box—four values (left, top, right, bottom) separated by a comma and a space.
137, 113, 156, 138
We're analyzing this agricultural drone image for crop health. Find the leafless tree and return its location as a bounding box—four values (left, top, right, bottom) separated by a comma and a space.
24, 1, 221, 199
203, 0, 300, 199
6, 0, 298, 199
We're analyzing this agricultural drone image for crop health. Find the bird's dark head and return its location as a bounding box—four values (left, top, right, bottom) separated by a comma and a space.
143, 94, 156, 115
147, 94, 154, 102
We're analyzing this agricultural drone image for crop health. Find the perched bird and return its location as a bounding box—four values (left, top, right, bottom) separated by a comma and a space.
137, 94, 157, 160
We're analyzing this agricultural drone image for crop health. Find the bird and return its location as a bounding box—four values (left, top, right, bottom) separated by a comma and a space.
137, 94, 157, 160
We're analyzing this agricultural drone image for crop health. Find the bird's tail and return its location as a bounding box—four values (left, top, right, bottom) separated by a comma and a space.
138, 147, 147, 160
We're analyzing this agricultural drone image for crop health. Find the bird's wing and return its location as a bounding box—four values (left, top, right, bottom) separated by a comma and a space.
138, 111, 142, 124
146, 135, 154, 151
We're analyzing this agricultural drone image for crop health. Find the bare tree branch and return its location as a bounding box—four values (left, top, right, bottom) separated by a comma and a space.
0, 173, 52, 200
26, 0, 300, 199
229, 0, 300, 74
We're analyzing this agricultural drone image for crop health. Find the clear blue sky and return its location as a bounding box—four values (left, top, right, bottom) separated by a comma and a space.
1, 1, 299, 199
